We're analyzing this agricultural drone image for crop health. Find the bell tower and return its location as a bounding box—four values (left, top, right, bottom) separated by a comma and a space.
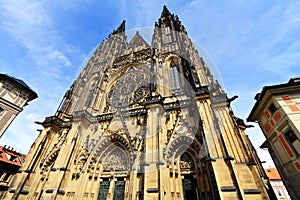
6, 6, 276, 200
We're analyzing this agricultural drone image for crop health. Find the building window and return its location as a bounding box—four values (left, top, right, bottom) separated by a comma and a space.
0, 172, 10, 182
285, 130, 297, 143
164, 27, 172, 43
278, 190, 282, 196
284, 129, 300, 155
170, 61, 180, 92
0, 106, 3, 115
85, 83, 96, 107
165, 27, 170, 34
166, 35, 172, 43
3, 173, 10, 181
268, 103, 277, 115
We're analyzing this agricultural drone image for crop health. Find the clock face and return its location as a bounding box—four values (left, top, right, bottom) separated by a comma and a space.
107, 71, 150, 108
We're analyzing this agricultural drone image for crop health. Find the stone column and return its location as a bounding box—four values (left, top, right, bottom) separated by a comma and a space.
143, 102, 164, 200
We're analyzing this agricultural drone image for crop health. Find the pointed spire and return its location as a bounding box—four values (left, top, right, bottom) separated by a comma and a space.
156, 5, 186, 34
161, 5, 171, 18
112, 20, 126, 35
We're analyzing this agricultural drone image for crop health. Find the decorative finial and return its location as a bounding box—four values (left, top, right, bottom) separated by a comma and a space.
112, 20, 126, 35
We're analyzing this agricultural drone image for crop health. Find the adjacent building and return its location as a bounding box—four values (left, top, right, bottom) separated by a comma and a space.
0, 74, 37, 138
6, 6, 276, 199
248, 77, 300, 200
265, 168, 290, 200
0, 145, 25, 199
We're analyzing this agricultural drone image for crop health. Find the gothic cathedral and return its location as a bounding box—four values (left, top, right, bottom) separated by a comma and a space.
6, 6, 275, 200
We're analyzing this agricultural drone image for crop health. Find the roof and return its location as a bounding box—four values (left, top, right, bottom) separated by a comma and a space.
0, 145, 26, 167
0, 73, 38, 101
247, 77, 300, 121
127, 31, 150, 50
265, 168, 281, 180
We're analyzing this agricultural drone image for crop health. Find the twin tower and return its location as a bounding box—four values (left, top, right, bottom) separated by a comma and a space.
7, 6, 275, 200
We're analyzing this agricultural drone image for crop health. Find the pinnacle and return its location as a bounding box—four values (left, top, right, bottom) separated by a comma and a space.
157, 5, 187, 34
112, 20, 126, 35
161, 5, 171, 18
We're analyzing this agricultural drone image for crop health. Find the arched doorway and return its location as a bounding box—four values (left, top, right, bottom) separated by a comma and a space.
97, 141, 131, 200
179, 152, 200, 200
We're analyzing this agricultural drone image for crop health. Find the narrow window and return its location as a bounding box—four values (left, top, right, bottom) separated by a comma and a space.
165, 27, 170, 34
268, 103, 277, 115
164, 27, 172, 43
285, 129, 300, 155
85, 90, 94, 106
278, 190, 282, 196
285, 130, 297, 143
85, 83, 96, 107
3, 172, 10, 181
170, 61, 180, 91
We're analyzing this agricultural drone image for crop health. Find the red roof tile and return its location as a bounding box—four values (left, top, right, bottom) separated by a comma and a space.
265, 168, 281, 180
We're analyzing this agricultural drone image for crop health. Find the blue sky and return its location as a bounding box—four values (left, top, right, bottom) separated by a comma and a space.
1, 0, 300, 167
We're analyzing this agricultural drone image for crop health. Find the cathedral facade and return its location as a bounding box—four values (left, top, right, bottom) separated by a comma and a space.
6, 6, 275, 200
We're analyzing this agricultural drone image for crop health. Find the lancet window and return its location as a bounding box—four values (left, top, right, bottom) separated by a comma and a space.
165, 27, 172, 43
170, 61, 181, 92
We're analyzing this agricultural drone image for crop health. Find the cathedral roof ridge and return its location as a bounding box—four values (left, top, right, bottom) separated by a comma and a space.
127, 30, 150, 49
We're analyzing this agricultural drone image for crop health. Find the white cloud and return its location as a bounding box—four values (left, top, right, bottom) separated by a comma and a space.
0, 0, 299, 167
0, 0, 72, 76
0, 0, 79, 152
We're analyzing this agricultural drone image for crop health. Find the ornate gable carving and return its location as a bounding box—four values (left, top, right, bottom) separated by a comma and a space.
127, 31, 150, 51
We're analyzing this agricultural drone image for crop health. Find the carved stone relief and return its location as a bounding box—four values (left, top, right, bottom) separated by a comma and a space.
40, 130, 68, 171
180, 152, 195, 169
102, 147, 129, 171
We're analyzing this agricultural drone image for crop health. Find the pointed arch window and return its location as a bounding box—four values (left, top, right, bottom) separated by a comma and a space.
0, 106, 3, 114
170, 61, 180, 92
85, 83, 96, 107
164, 27, 172, 43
